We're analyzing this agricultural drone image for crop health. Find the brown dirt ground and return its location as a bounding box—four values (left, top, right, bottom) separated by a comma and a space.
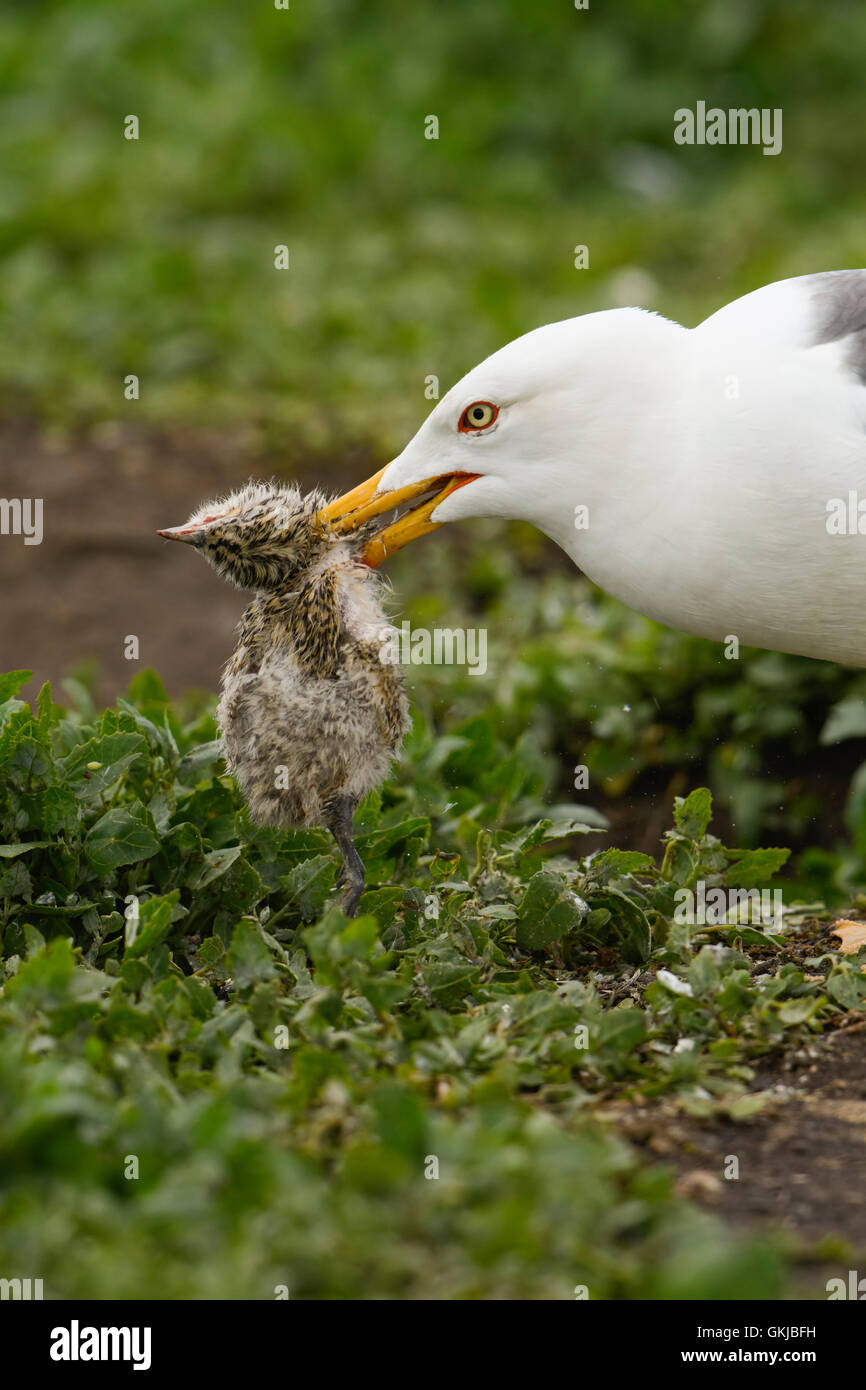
594, 916, 866, 1291
0, 418, 377, 704
624, 1021, 866, 1234
606, 1016, 866, 1296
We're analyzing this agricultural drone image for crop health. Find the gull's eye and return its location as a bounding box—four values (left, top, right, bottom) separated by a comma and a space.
459, 401, 498, 433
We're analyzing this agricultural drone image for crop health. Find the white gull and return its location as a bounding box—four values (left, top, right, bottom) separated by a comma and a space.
323, 271, 866, 668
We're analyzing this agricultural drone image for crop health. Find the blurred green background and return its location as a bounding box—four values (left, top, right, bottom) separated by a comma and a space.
2, 0, 866, 448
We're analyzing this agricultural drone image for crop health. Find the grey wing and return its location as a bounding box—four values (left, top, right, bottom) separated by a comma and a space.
808, 270, 866, 383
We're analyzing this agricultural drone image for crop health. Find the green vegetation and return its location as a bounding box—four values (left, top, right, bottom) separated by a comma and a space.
4, 0, 866, 1301
1, 666, 864, 1298
389, 542, 866, 885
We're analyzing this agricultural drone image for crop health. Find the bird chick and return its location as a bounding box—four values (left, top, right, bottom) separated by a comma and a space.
158, 480, 410, 915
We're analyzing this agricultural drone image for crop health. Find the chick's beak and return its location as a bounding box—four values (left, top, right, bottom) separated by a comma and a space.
156, 525, 205, 545
318, 465, 478, 567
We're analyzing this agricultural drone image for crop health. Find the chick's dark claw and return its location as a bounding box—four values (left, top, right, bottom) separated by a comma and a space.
158, 480, 410, 918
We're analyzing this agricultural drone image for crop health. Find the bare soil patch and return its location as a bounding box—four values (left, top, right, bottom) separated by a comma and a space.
0, 419, 372, 703
614, 1020, 866, 1295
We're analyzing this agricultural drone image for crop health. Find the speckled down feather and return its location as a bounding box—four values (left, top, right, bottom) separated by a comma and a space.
219, 542, 410, 828
163, 480, 410, 829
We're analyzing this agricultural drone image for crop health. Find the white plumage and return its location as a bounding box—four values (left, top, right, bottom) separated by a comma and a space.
361, 270, 866, 668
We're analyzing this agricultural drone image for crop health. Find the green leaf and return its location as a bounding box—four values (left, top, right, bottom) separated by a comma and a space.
0, 670, 32, 702
516, 870, 586, 950
60, 731, 146, 799
0, 841, 51, 858
23, 899, 98, 918
661, 837, 698, 886
196, 935, 228, 969
590, 848, 655, 882
329, 915, 381, 962
724, 847, 791, 887
183, 780, 239, 847
584, 888, 652, 961
116, 696, 178, 762
0, 696, 27, 726
421, 961, 481, 1006
477, 902, 518, 921
673, 788, 713, 840
4, 936, 108, 1015
0, 859, 32, 899
38, 785, 79, 835
22, 923, 46, 957
282, 854, 337, 920
125, 669, 170, 707
187, 845, 243, 891
825, 964, 866, 1011
158, 821, 205, 867
6, 734, 54, 788
227, 916, 278, 989
593, 1007, 647, 1057
705, 926, 784, 949
176, 740, 224, 784
36, 682, 62, 727
125, 891, 179, 959
777, 996, 822, 1025
371, 1082, 428, 1162
84, 804, 160, 874
354, 815, 430, 878
195, 856, 266, 935
503, 815, 600, 854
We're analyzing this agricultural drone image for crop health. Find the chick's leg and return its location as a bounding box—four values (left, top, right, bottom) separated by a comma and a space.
324, 795, 365, 917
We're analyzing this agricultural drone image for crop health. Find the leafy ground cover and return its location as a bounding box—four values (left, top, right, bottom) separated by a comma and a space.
2, 667, 865, 1298
5, 0, 866, 1302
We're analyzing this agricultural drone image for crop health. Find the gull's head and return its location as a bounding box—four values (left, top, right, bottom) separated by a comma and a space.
321, 307, 675, 563
158, 480, 336, 590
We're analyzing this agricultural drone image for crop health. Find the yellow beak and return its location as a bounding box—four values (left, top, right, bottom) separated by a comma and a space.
318, 465, 478, 567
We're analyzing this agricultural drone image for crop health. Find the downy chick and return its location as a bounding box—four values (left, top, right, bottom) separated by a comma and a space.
158, 480, 410, 915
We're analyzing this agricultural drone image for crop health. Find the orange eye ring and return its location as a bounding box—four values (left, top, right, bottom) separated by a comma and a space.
458, 401, 499, 433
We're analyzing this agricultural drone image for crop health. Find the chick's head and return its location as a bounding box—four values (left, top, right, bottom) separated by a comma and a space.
158, 481, 342, 590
